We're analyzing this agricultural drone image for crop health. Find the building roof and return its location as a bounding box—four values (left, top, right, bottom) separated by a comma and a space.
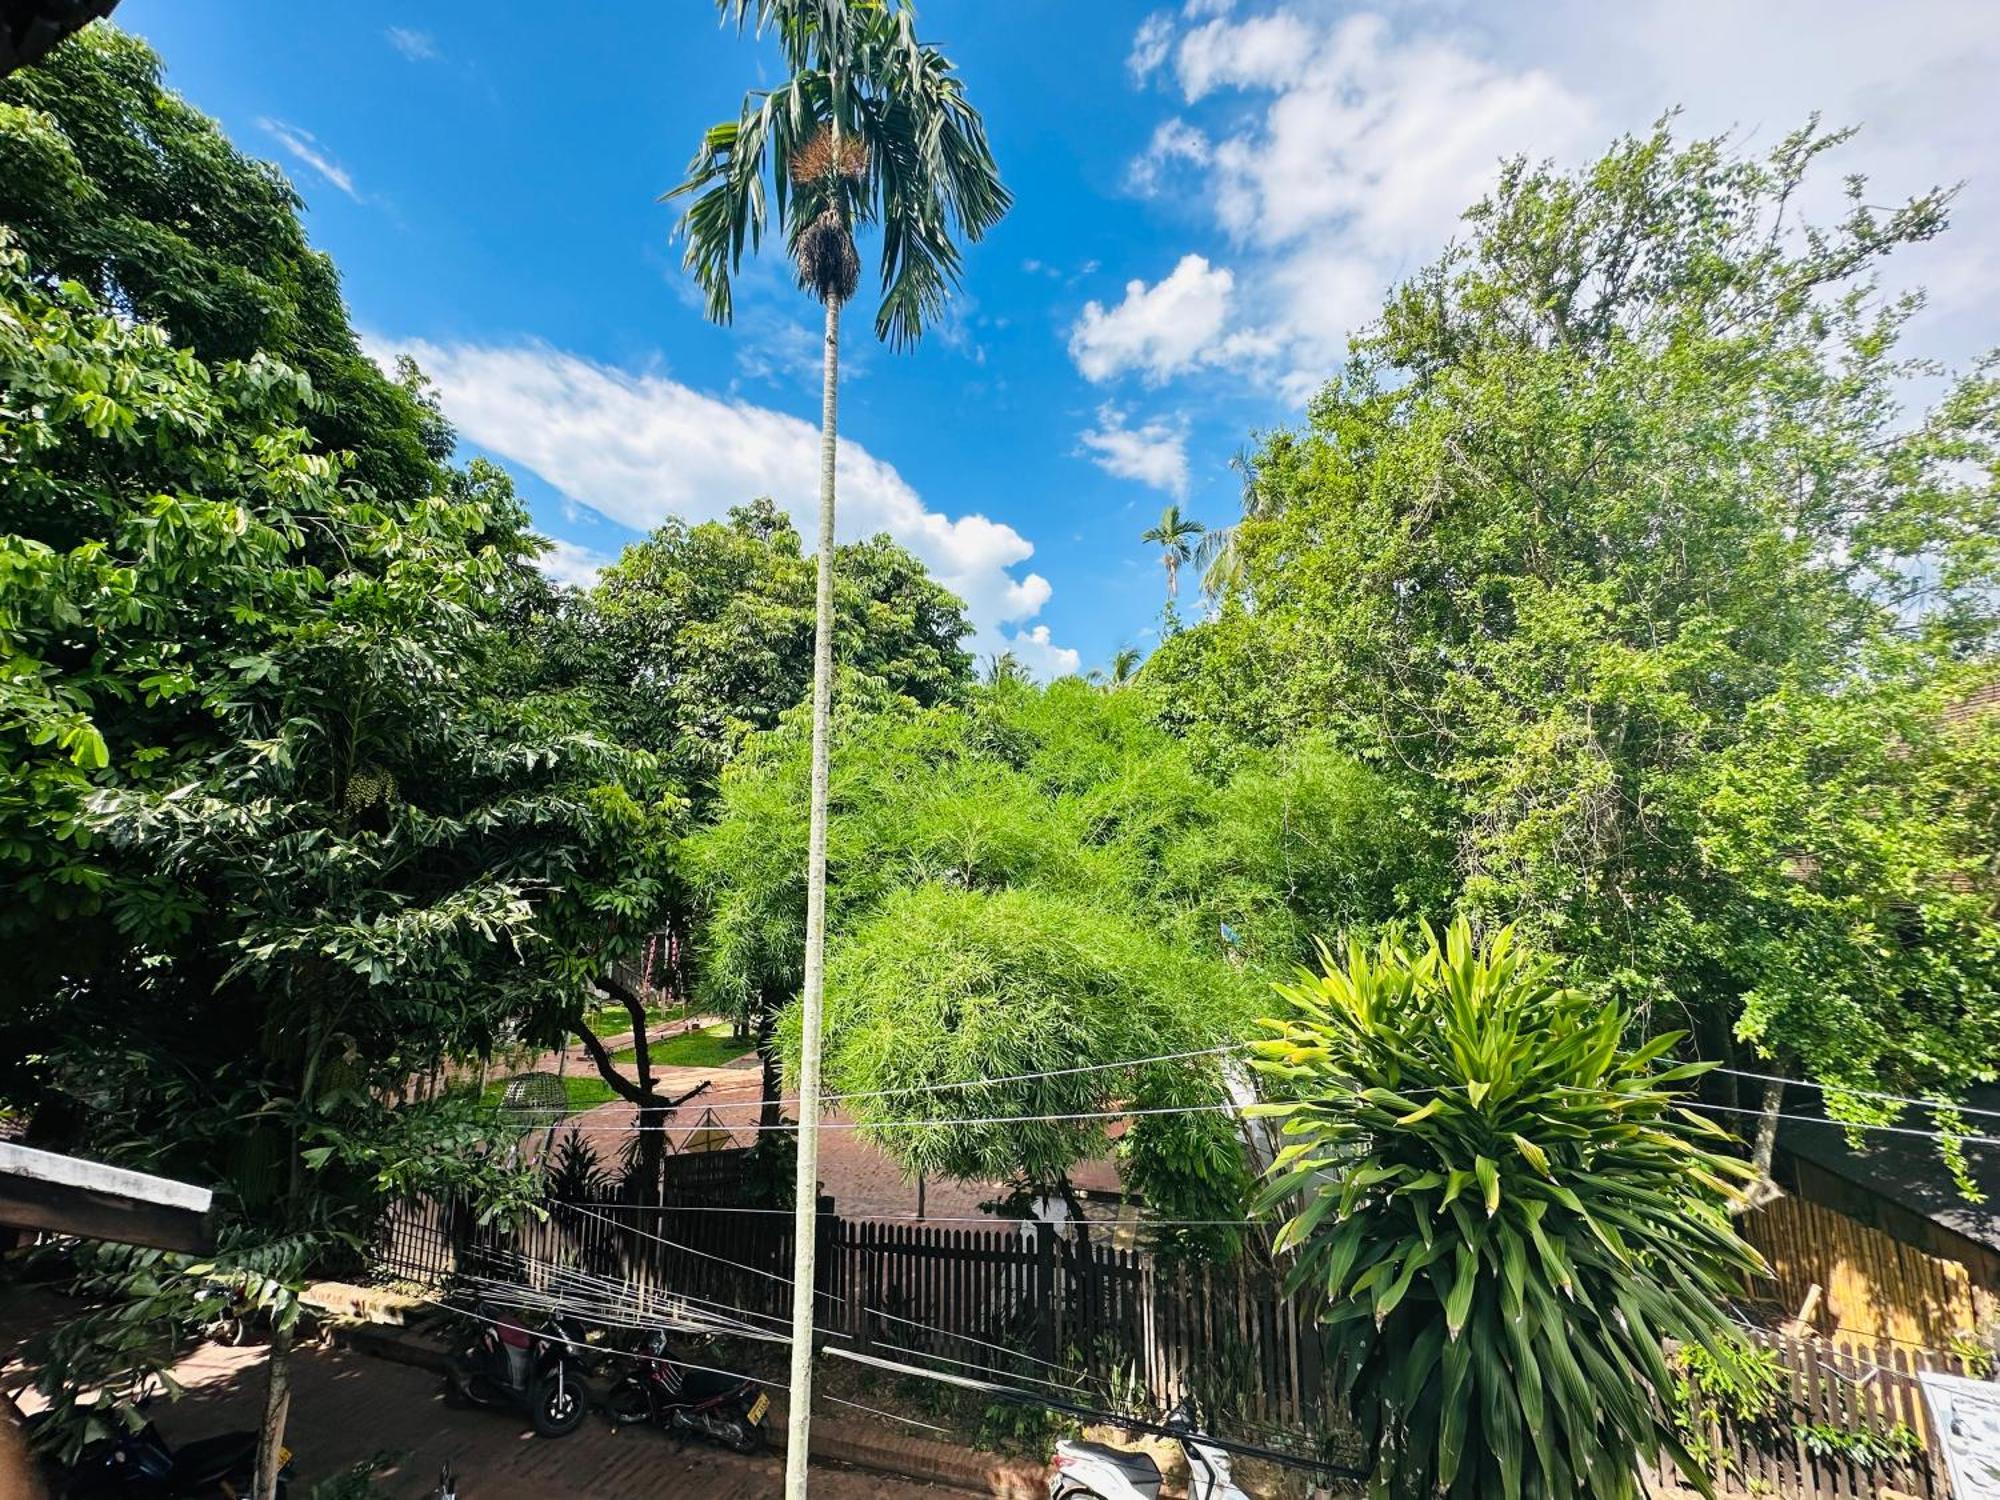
0, 1141, 214, 1253
1775, 1084, 2000, 1255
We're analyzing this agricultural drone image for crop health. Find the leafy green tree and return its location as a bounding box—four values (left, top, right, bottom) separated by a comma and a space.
528, 498, 971, 788
1150, 119, 2000, 1133
0, 124, 672, 1500
0, 30, 684, 1489
506, 499, 973, 1159
0, 27, 448, 501
796, 884, 1252, 1222
694, 679, 1444, 1238
1253, 921, 1764, 1500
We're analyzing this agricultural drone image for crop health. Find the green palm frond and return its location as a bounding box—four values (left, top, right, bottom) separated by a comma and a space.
670, 0, 1007, 344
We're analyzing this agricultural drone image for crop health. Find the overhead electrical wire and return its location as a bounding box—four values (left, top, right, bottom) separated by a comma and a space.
405, 1265, 1348, 1476
497, 1041, 1252, 1119
1711, 1065, 2000, 1125
1689, 1099, 2000, 1150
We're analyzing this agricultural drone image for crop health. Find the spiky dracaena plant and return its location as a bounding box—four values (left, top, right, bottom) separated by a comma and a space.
1250, 920, 1766, 1500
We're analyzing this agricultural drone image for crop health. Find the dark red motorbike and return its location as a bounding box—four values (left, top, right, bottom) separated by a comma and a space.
604, 1329, 767, 1454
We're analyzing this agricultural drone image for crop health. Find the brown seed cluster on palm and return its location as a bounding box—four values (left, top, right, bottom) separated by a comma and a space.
794, 206, 860, 305
787, 123, 867, 186
789, 125, 866, 305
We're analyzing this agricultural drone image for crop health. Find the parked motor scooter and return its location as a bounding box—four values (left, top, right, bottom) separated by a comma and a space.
35, 1416, 290, 1500
1048, 1396, 1249, 1500
603, 1329, 768, 1454
442, 1303, 592, 1438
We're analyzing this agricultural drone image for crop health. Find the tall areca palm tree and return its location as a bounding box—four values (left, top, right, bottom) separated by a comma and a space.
667, 6, 1006, 1492
1196, 434, 1288, 604
1109, 646, 1142, 685
1140, 503, 1205, 602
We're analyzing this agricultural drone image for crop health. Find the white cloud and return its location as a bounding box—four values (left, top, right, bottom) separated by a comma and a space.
731, 311, 826, 387
1200, 16, 1595, 256
1117, 2, 2000, 403
257, 119, 362, 202
1129, 12, 1176, 80
385, 27, 438, 61
367, 337, 1078, 676
1153, 11, 1595, 391
1068, 254, 1236, 383
1175, 10, 1318, 100
1078, 406, 1190, 498
1005, 625, 1082, 680
1128, 118, 1212, 196
536, 538, 611, 589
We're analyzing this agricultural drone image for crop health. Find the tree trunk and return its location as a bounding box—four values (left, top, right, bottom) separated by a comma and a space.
254, 1324, 292, 1500
784, 288, 841, 1500
757, 998, 784, 1129
635, 1103, 667, 1210
1729, 1075, 1786, 1217
1, 1389, 47, 1500
1751, 1075, 1783, 1180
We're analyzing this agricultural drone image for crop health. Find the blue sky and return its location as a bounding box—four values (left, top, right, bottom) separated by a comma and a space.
115, 1, 2000, 676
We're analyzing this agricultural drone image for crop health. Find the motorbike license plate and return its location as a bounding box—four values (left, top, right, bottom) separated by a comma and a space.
747, 1394, 769, 1425
279, 1448, 293, 1467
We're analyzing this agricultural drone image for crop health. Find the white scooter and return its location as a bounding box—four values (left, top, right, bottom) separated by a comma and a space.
1048, 1396, 1251, 1500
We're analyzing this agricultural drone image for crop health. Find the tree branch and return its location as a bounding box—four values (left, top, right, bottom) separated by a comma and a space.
599, 971, 653, 1090
574, 1021, 647, 1107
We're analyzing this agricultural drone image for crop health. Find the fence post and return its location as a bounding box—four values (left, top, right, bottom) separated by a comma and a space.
1035, 1221, 1058, 1368
814, 1196, 839, 1337
856, 1221, 875, 1358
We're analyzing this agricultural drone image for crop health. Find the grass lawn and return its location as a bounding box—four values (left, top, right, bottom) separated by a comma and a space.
582, 1003, 673, 1037
477, 1072, 620, 1112
611, 1021, 751, 1070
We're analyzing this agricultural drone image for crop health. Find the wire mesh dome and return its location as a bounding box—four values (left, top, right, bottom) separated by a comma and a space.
500, 1072, 568, 1115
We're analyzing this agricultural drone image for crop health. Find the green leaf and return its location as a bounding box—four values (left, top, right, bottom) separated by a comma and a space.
1475, 1154, 1501, 1217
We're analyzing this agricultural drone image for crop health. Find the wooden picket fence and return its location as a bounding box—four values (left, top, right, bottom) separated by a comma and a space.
1647, 1328, 1971, 1500
375, 1187, 1351, 1462
375, 1185, 1985, 1496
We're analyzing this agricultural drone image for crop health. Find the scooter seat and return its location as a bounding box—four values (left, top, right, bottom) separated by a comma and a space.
171, 1430, 259, 1485
1056, 1438, 1162, 1490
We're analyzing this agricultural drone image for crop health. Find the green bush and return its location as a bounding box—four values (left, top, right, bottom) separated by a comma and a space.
1252, 920, 1765, 1500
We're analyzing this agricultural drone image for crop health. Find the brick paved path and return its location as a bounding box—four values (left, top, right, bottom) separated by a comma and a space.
14, 1331, 953, 1499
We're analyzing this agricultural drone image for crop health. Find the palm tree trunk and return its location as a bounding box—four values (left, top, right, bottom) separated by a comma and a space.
784, 289, 840, 1499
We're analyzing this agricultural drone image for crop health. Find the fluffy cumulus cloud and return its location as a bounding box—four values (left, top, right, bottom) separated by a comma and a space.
372, 338, 1078, 677
1067, 254, 1235, 383
1108, 0, 2000, 399
1077, 405, 1190, 498
1127, 118, 1212, 196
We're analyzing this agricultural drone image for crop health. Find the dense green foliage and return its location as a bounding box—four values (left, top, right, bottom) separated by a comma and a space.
0, 213, 669, 1246
1154, 121, 2000, 1122
698, 678, 1443, 1238
0, 29, 448, 500
810, 885, 1244, 1184
522, 497, 971, 790
0, 31, 677, 1463
1253, 922, 1764, 1500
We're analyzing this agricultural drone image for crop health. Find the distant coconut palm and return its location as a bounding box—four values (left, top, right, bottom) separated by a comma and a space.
1140, 504, 1205, 602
